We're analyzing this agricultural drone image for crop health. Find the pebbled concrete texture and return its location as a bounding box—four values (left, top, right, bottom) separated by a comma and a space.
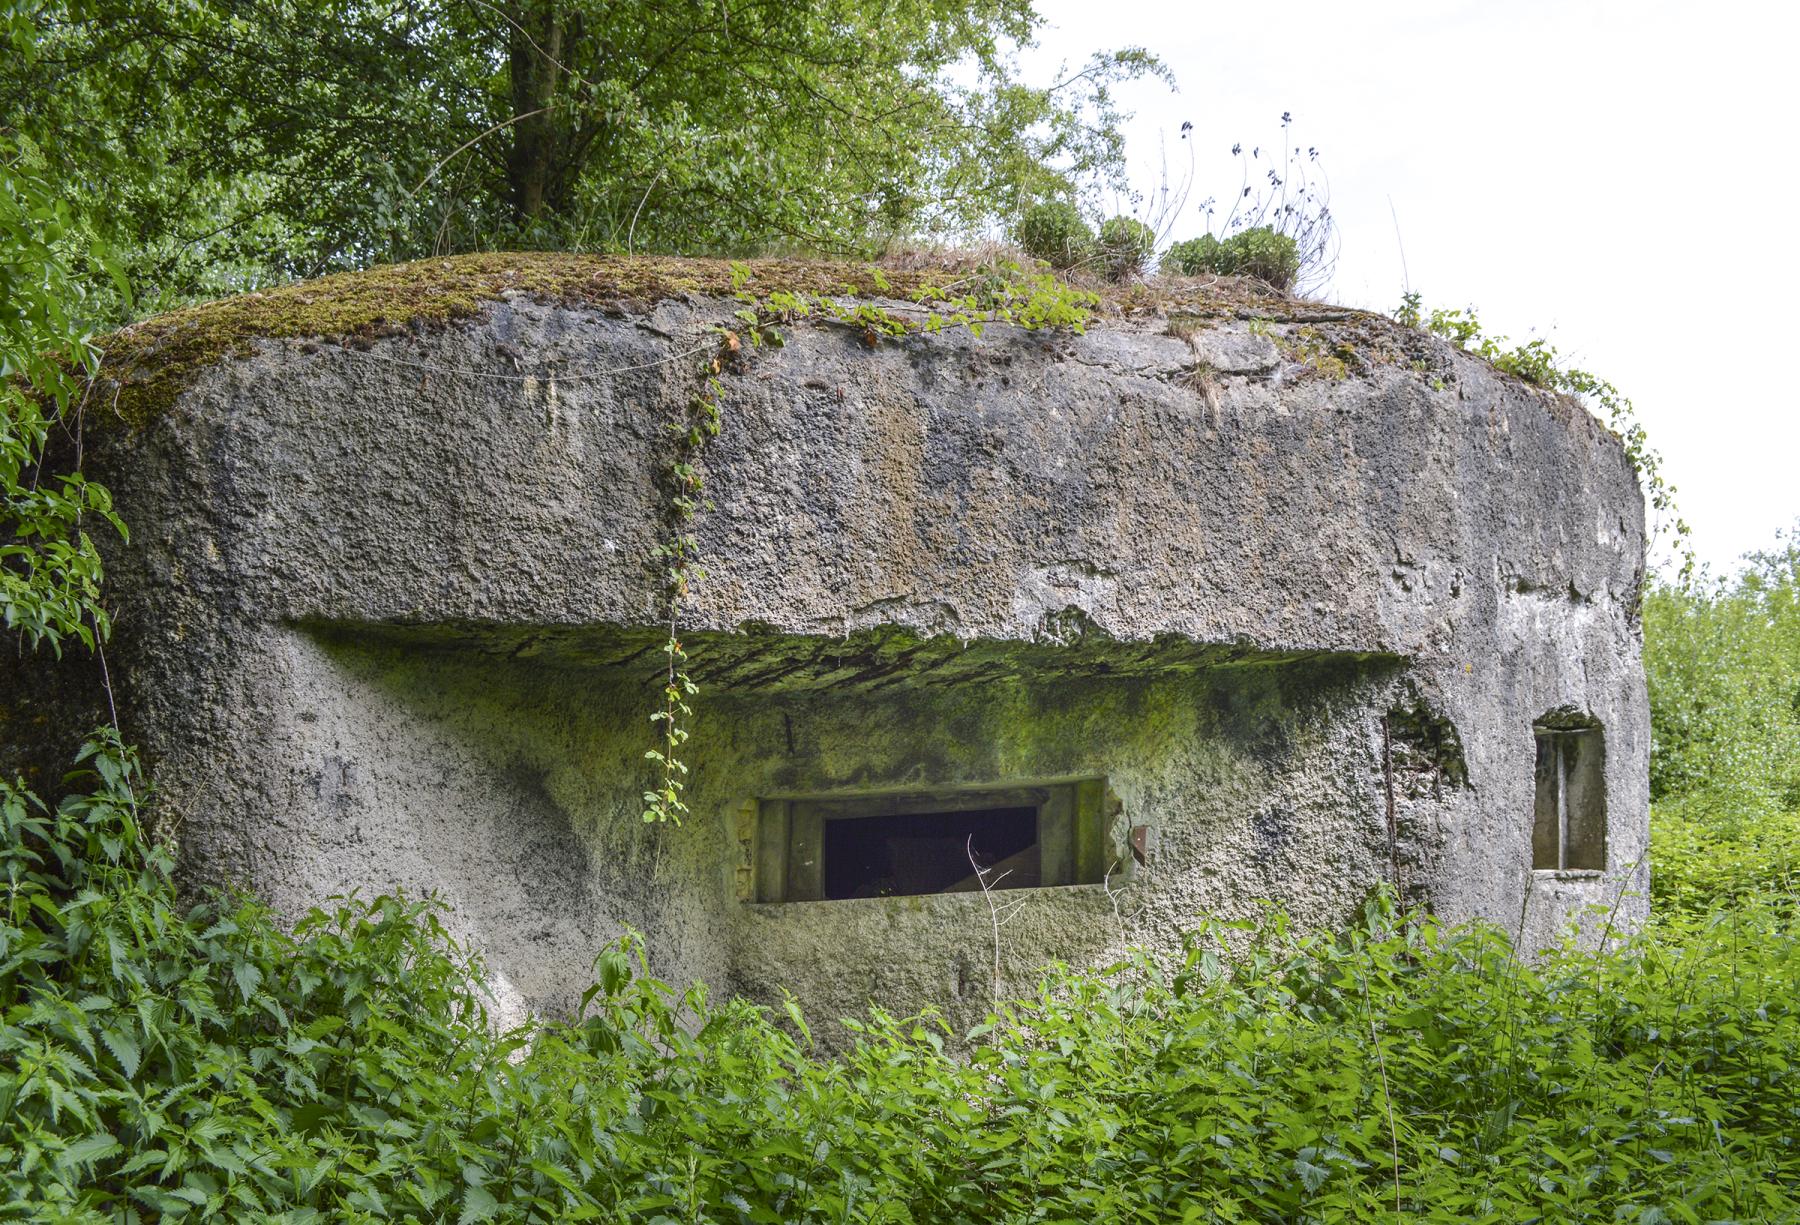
2, 274, 1649, 1036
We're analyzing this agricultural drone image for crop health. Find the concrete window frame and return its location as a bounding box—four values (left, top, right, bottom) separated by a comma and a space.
746, 779, 1111, 903
1531, 724, 1607, 874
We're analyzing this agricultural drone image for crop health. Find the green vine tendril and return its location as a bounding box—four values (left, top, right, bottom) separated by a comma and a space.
640, 261, 1097, 824
1394, 291, 1695, 585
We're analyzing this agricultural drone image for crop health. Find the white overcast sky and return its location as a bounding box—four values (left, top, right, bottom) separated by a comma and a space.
1025, 0, 1798, 576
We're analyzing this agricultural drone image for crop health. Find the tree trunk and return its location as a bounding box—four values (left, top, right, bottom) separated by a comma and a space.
506, 2, 566, 223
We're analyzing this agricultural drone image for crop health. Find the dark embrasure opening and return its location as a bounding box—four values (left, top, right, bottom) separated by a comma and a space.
822, 805, 1040, 900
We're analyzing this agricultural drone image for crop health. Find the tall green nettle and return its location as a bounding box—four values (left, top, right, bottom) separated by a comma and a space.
4, 744, 1797, 1220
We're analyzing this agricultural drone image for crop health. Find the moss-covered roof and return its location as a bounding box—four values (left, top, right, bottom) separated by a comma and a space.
93, 251, 1321, 430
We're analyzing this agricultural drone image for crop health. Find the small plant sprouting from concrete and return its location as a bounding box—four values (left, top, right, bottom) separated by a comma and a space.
640, 340, 727, 825
1185, 112, 1339, 294
1282, 325, 1351, 380
1163, 227, 1300, 290
1014, 200, 1094, 271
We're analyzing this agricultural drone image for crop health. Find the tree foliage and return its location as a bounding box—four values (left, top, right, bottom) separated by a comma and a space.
1643, 531, 1799, 920
0, 11, 125, 653
7, 0, 1165, 315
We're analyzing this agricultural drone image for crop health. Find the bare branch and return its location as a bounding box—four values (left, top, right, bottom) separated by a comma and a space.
967, 834, 1019, 1002
407, 108, 551, 200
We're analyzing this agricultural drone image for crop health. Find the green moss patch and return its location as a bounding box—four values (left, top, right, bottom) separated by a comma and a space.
95, 253, 902, 428
92, 252, 1324, 430
88, 250, 1605, 437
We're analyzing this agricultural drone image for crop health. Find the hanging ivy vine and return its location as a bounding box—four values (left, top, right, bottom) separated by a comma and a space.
639, 261, 1098, 824
1393, 292, 1694, 585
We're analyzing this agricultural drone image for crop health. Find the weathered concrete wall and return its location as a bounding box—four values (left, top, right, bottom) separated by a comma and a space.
1, 271, 1649, 1035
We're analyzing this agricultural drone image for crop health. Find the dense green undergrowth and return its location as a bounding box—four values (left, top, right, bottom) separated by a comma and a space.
1643, 529, 1800, 921
1645, 539, 1800, 822
5, 735, 1798, 1223
1653, 804, 1800, 919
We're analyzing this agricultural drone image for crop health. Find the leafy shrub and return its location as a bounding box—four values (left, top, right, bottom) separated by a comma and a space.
1644, 534, 1800, 818
1188, 114, 1337, 293
1653, 801, 1800, 917
1095, 215, 1154, 281
1013, 201, 1093, 270
1162, 226, 1301, 290
1161, 232, 1220, 277
7, 734, 1800, 1220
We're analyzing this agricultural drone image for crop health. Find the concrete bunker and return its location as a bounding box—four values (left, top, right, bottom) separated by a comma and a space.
0, 254, 1653, 1037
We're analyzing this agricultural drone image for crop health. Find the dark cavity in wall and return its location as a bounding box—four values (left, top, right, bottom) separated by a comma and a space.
824, 805, 1038, 899
752, 782, 1109, 903
1385, 703, 1469, 799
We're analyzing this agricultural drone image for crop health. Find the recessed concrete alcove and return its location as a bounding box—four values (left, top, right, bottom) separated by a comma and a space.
267, 620, 1410, 1027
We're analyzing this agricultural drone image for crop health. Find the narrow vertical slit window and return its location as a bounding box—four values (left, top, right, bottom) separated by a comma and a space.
1532, 726, 1606, 871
